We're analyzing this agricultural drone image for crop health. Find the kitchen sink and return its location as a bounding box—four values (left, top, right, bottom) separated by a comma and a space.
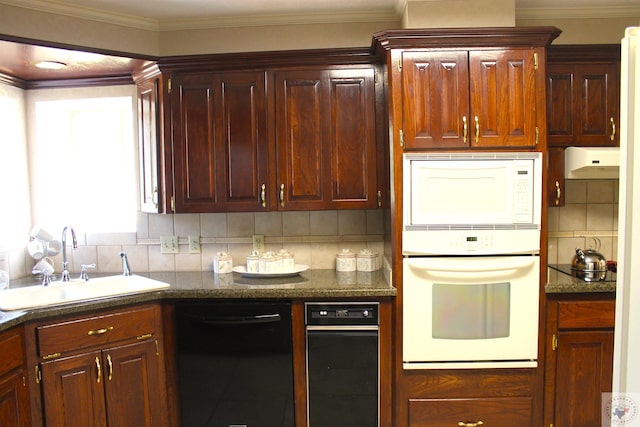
0, 275, 170, 311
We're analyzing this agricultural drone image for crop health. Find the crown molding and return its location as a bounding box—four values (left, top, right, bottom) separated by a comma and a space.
516, 5, 640, 19
0, 0, 160, 31
158, 9, 400, 31
0, 0, 400, 32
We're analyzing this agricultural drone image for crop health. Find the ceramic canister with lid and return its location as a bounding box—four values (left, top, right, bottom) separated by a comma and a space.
357, 249, 380, 272
213, 252, 233, 273
336, 249, 356, 272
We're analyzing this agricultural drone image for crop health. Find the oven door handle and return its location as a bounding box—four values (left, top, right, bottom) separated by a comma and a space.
405, 256, 537, 274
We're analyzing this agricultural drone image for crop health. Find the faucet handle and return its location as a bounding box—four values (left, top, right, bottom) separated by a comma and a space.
41, 271, 52, 286
79, 264, 96, 281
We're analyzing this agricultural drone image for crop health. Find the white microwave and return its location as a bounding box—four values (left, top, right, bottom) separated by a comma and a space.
402, 152, 542, 255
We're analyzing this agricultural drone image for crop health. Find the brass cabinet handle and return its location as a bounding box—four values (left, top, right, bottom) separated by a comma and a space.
458, 421, 484, 427
462, 116, 468, 143
611, 117, 616, 141
377, 190, 382, 207
279, 183, 285, 208
107, 354, 113, 381
95, 356, 102, 383
474, 116, 480, 144
555, 180, 561, 206
88, 326, 113, 336
260, 184, 266, 208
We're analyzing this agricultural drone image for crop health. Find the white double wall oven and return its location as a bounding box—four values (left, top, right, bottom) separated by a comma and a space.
402, 152, 543, 369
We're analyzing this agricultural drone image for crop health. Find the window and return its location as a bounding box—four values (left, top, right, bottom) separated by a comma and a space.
0, 84, 30, 251
28, 87, 137, 234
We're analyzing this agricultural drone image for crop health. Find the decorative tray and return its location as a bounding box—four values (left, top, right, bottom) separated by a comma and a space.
232, 264, 309, 278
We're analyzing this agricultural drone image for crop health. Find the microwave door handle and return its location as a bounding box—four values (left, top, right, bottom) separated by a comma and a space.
406, 257, 537, 274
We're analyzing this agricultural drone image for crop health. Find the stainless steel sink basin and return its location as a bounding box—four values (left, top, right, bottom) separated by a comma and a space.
0, 275, 170, 311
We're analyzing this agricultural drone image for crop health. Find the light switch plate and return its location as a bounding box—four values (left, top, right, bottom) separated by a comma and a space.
160, 235, 179, 254
188, 235, 200, 254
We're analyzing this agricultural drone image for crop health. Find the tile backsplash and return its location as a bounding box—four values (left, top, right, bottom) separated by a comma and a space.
547, 179, 619, 265
10, 210, 384, 280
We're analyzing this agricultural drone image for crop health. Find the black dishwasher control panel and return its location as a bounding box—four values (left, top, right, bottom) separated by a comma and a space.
305, 302, 378, 326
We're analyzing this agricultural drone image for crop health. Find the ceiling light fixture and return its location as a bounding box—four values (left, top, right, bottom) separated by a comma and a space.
35, 60, 67, 70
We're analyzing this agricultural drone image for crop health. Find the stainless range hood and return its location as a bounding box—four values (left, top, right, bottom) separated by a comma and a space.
564, 146, 620, 179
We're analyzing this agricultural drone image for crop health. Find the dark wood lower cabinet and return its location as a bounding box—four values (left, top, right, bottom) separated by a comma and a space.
544, 294, 615, 427
25, 303, 169, 427
0, 327, 30, 427
0, 368, 31, 427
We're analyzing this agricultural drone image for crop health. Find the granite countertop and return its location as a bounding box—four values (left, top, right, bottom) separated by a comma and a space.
0, 269, 396, 332
545, 267, 617, 294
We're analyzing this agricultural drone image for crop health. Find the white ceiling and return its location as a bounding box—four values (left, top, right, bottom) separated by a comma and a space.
2, 0, 640, 30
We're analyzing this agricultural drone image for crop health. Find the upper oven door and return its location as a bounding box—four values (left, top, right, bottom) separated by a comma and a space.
402, 255, 539, 369
403, 152, 542, 229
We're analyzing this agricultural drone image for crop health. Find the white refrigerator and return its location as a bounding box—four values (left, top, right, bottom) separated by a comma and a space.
612, 26, 640, 425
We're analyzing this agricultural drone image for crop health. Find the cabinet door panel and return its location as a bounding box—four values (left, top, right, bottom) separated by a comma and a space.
402, 51, 469, 149
219, 72, 269, 210
577, 63, 618, 145
103, 340, 165, 427
276, 71, 326, 209
138, 79, 161, 213
329, 70, 377, 207
555, 330, 614, 427
41, 351, 106, 427
470, 49, 536, 147
0, 370, 30, 427
172, 74, 217, 212
547, 66, 574, 144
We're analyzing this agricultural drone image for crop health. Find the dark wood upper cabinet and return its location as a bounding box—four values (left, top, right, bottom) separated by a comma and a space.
547, 45, 620, 147
170, 71, 269, 213
275, 68, 378, 210
133, 47, 387, 213
400, 48, 541, 150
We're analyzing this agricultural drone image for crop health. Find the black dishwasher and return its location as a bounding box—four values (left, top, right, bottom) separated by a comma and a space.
305, 302, 379, 427
176, 301, 294, 427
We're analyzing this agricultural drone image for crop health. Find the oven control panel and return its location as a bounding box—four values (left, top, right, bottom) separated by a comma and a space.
403, 228, 540, 255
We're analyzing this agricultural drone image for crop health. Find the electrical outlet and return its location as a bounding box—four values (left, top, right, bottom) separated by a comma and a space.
160, 235, 179, 254
188, 235, 201, 254
252, 234, 265, 253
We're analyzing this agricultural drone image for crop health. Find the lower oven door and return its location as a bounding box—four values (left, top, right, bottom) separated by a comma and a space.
403, 255, 539, 369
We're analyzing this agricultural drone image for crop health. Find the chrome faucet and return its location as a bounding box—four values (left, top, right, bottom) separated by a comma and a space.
119, 251, 131, 276
61, 226, 77, 282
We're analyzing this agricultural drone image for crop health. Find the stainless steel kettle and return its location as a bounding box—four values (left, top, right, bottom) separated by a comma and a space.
571, 239, 607, 272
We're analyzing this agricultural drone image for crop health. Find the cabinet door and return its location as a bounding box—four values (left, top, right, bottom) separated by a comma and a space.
575, 63, 619, 146
171, 71, 268, 212
103, 340, 167, 427
41, 351, 107, 427
137, 77, 161, 213
275, 70, 328, 210
548, 147, 565, 207
171, 73, 218, 212
401, 51, 470, 149
469, 49, 537, 147
328, 69, 378, 208
0, 370, 30, 427
547, 62, 619, 147
216, 71, 270, 211
554, 330, 614, 427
